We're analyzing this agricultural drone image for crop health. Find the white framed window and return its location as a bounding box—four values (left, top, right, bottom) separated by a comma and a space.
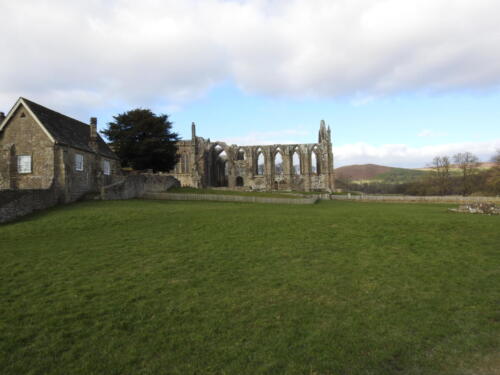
75, 154, 84, 171
103, 160, 111, 175
17, 155, 32, 174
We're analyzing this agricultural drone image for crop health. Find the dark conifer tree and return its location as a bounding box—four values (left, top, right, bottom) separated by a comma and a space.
102, 109, 179, 172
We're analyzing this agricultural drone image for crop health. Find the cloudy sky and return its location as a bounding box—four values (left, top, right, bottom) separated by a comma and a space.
1, 0, 499, 167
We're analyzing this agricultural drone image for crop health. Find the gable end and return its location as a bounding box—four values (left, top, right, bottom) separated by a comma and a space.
0, 98, 56, 143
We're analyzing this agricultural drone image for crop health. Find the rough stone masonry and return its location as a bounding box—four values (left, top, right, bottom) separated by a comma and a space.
166, 120, 335, 192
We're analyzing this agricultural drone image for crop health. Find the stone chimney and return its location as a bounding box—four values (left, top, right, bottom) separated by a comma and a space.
89, 117, 98, 151
0, 112, 5, 125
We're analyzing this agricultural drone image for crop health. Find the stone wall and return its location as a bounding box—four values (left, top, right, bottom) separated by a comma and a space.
143, 192, 318, 205
56, 145, 121, 202
329, 194, 500, 204
0, 174, 179, 224
100, 174, 180, 200
0, 186, 62, 224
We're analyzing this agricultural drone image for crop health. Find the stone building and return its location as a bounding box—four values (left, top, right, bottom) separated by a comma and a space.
168, 120, 335, 192
0, 97, 120, 201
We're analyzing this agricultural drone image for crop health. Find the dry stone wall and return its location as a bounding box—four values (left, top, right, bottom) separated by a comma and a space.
143, 192, 318, 205
0, 186, 62, 224
0, 174, 180, 224
100, 174, 180, 200
330, 194, 500, 204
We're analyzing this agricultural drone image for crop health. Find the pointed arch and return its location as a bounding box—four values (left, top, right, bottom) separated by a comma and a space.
311, 146, 321, 175
213, 143, 225, 155
182, 153, 190, 173
274, 147, 283, 175
212, 146, 229, 186
292, 147, 301, 175
219, 151, 229, 176
236, 148, 245, 160
256, 148, 265, 175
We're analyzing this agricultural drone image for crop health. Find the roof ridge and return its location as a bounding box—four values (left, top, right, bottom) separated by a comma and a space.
21, 97, 91, 128
17, 97, 118, 160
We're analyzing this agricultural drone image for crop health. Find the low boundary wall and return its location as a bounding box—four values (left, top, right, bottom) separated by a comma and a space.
0, 174, 180, 224
0, 187, 62, 224
329, 194, 500, 204
101, 174, 180, 200
143, 192, 318, 205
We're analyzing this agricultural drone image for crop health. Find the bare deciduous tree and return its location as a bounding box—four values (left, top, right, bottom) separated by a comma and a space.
453, 152, 479, 196
431, 155, 451, 195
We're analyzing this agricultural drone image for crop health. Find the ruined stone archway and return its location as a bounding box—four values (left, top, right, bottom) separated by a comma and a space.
212, 144, 230, 187
168, 120, 335, 192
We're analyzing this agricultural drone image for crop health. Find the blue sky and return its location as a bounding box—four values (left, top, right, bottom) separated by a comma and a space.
109, 83, 500, 167
1, 0, 499, 167
167, 83, 500, 147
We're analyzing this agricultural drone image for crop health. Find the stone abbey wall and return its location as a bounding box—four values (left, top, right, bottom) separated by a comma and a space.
167, 120, 335, 192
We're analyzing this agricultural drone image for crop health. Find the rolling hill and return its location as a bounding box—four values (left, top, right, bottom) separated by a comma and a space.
335, 162, 496, 185
335, 164, 427, 183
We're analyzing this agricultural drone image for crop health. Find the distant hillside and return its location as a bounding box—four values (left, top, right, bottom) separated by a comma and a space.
416, 162, 496, 171
335, 164, 427, 184
335, 164, 392, 181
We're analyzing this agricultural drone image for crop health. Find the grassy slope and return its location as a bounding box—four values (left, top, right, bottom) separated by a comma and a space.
370, 167, 428, 183
335, 164, 393, 181
345, 163, 495, 185
335, 164, 428, 184
0, 200, 499, 375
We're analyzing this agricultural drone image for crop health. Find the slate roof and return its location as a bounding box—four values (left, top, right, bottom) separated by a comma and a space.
21, 98, 118, 159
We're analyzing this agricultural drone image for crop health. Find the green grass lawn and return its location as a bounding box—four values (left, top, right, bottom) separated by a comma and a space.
0, 200, 498, 375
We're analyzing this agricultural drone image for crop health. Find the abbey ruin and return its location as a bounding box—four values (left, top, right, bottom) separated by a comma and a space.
168, 120, 335, 192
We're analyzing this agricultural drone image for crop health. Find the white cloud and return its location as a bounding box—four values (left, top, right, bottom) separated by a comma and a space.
1, 0, 500, 110
335, 139, 500, 167
221, 129, 312, 146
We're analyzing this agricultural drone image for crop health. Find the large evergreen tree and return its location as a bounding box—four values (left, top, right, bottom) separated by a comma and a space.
102, 109, 179, 172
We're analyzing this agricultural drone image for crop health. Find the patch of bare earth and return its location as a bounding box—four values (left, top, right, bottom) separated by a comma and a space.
459, 353, 500, 375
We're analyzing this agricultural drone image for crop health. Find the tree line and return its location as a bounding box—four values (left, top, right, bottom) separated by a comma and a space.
340, 150, 500, 196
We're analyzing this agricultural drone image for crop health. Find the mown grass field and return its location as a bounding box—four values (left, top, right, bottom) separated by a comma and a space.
0, 200, 499, 375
